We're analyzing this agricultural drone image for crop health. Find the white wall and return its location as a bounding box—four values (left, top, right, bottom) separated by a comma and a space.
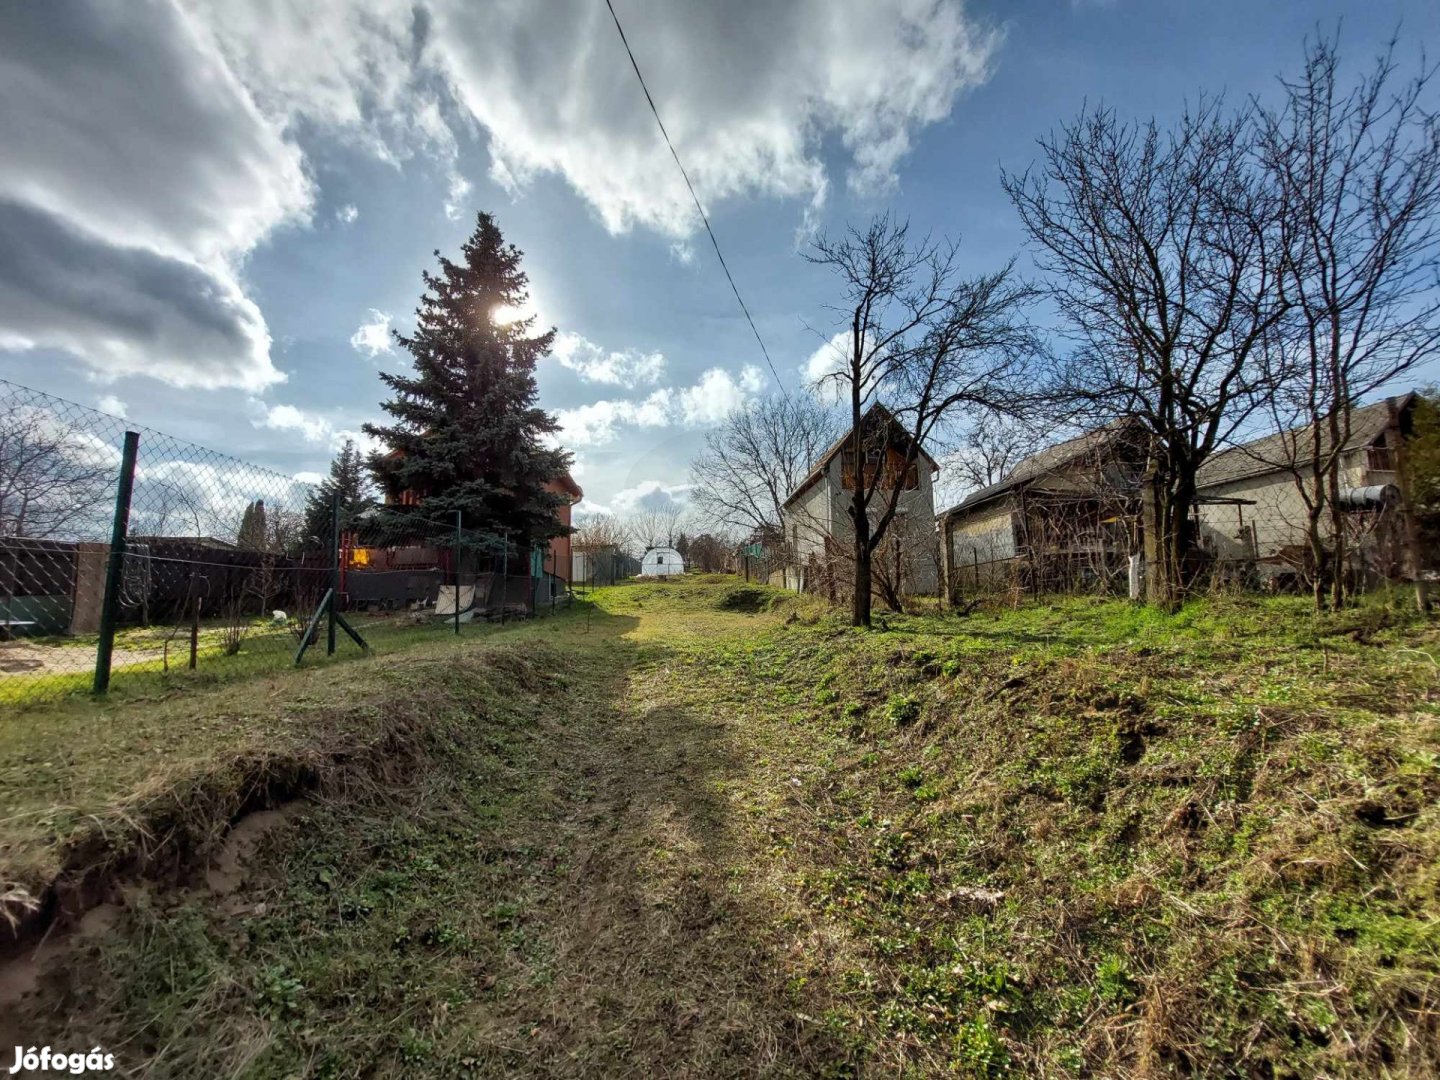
1195, 447, 1393, 559
782, 452, 940, 595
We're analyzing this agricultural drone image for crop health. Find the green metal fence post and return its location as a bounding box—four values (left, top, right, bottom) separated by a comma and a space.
454, 510, 461, 636
501, 528, 509, 625
327, 494, 339, 655
93, 430, 140, 695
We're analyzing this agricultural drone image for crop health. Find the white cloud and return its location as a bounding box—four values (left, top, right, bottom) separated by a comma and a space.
555, 390, 674, 447
426, 0, 998, 236
189, 0, 455, 163
677, 365, 765, 425
96, 394, 127, 418
293, 470, 325, 484
802, 331, 851, 405
0, 0, 307, 389
0, 0, 1000, 391
256, 402, 333, 444
553, 362, 764, 447
610, 480, 691, 515
552, 331, 666, 387
329, 427, 384, 455
0, 200, 281, 390
249, 404, 383, 458
336, 203, 359, 223
669, 241, 695, 266
443, 172, 471, 221
350, 309, 394, 356
189, 0, 1000, 238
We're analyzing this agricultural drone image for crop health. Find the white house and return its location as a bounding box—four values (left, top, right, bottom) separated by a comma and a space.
780, 404, 940, 598
640, 546, 686, 577
1193, 394, 1415, 573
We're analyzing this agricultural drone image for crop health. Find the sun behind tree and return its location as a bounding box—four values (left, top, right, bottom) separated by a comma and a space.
364, 213, 571, 545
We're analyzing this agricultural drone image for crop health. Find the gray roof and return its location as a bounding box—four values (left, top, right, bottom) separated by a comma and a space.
1196, 395, 1412, 490
940, 419, 1141, 518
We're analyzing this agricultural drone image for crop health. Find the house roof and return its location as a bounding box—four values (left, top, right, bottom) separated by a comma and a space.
939, 418, 1143, 519
1195, 394, 1413, 490
781, 404, 939, 509
548, 471, 583, 501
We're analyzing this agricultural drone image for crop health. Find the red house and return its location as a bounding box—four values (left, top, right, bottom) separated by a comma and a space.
545, 472, 583, 583
371, 445, 581, 583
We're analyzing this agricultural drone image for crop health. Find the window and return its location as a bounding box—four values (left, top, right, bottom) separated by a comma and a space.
1368, 443, 1394, 472
655, 554, 663, 564
840, 448, 920, 491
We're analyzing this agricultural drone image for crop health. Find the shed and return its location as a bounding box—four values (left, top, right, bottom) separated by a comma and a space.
640, 547, 685, 577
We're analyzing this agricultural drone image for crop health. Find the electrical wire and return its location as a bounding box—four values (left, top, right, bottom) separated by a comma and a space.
601, 0, 785, 393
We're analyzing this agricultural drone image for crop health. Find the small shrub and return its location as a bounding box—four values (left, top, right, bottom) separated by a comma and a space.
715, 586, 774, 613
883, 694, 921, 727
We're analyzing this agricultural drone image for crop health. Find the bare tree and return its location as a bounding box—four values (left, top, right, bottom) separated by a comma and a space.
573, 513, 628, 553
1004, 100, 1289, 606
0, 401, 113, 539
938, 413, 1048, 501
1253, 34, 1440, 609
806, 216, 1039, 626
689, 395, 844, 536
686, 533, 730, 572
138, 476, 210, 539
623, 504, 685, 556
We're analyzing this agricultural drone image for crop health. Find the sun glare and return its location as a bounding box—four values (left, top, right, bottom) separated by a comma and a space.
491, 301, 533, 326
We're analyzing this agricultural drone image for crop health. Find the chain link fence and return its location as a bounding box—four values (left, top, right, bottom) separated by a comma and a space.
0, 380, 573, 708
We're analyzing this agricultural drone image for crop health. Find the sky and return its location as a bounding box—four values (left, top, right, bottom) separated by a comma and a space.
2, 0, 1438, 523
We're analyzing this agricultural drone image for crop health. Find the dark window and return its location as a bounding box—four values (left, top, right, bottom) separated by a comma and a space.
1368, 444, 1394, 471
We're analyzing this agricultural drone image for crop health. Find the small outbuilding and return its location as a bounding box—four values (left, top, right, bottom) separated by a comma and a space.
640, 546, 685, 577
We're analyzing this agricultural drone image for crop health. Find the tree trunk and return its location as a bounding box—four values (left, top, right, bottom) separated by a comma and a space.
852, 514, 872, 628
1145, 466, 1195, 611
1142, 463, 1167, 605
1308, 511, 1328, 612
1327, 457, 1346, 609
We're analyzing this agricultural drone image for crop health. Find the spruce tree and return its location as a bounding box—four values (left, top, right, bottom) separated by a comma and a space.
302, 439, 375, 547
364, 213, 570, 544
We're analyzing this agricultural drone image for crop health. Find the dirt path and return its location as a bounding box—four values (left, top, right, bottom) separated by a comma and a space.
4, 608, 839, 1078
455, 643, 837, 1076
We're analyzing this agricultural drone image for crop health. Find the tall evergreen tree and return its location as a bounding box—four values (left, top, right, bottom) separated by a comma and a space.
237, 499, 267, 549
364, 213, 570, 544
302, 439, 375, 546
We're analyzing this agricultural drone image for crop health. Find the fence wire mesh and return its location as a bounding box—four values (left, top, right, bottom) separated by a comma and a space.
0, 380, 573, 708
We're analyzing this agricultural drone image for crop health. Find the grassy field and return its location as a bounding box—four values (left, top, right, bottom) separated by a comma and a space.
0, 606, 565, 708
2, 576, 1438, 1077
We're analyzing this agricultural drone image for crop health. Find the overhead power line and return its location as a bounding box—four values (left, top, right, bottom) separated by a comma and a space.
602, 0, 785, 393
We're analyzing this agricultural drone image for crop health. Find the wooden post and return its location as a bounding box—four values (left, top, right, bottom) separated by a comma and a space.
189, 594, 201, 670
1390, 398, 1430, 613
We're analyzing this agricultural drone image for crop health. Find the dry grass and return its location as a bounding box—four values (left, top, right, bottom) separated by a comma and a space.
2, 578, 1437, 1077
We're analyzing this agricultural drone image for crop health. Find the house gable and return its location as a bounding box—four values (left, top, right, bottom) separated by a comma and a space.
781, 404, 938, 511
